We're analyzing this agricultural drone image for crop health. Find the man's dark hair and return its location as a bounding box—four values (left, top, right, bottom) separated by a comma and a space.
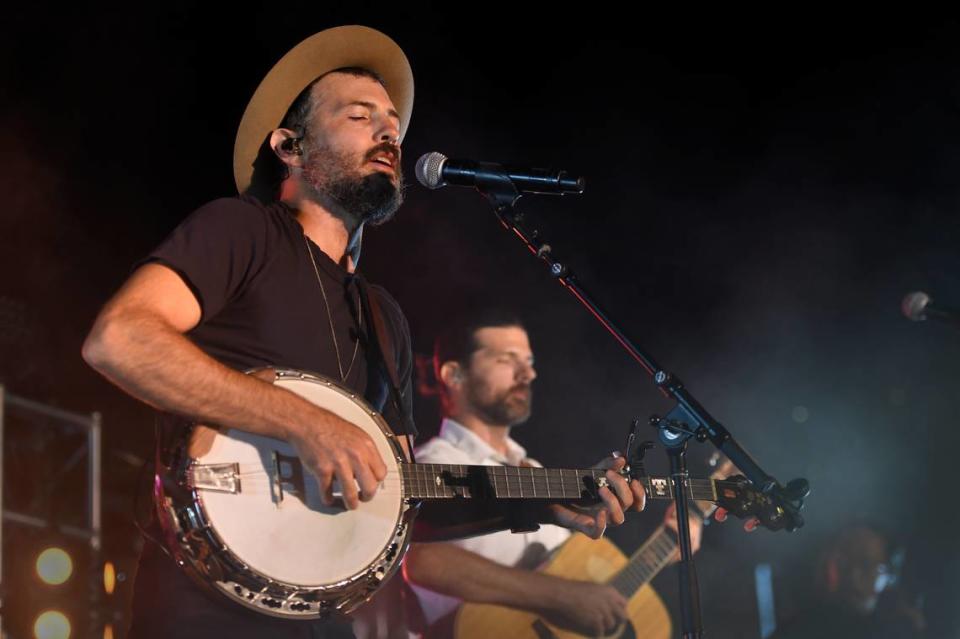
433, 308, 526, 377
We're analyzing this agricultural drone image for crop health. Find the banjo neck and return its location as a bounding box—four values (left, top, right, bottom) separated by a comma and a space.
400, 462, 723, 504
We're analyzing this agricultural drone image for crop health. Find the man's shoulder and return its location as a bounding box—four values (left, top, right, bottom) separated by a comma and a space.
364, 282, 411, 354
184, 195, 292, 231
367, 283, 406, 321
414, 436, 475, 464
192, 194, 264, 215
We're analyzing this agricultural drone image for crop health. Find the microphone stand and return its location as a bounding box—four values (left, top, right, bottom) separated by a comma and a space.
467, 172, 809, 639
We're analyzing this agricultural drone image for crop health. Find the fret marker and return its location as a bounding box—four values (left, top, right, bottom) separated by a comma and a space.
435, 475, 442, 487
651, 478, 669, 498
596, 477, 610, 489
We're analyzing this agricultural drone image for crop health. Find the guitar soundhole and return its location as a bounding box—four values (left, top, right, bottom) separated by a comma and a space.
530, 618, 638, 639
531, 619, 557, 639
601, 621, 638, 639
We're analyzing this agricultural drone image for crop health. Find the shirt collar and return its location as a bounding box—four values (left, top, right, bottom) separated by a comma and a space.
438, 417, 528, 466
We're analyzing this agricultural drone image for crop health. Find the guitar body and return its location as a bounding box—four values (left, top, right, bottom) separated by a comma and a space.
454, 533, 671, 639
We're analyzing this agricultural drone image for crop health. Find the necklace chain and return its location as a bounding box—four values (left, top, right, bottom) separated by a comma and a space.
304, 236, 360, 382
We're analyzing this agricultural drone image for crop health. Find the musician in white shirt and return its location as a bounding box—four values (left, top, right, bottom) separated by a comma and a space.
404, 310, 702, 637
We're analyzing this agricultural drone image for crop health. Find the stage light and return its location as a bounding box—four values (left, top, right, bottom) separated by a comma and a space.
36, 548, 73, 586
103, 561, 116, 595
33, 610, 71, 639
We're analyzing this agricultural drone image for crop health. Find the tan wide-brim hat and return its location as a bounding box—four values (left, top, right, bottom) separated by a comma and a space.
233, 25, 414, 193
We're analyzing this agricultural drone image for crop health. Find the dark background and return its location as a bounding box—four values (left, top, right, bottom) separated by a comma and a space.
2, 5, 957, 637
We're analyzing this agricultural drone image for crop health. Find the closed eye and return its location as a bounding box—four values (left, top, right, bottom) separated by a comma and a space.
496, 354, 534, 367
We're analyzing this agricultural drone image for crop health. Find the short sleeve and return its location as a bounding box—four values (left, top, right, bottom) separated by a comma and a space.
138, 197, 271, 322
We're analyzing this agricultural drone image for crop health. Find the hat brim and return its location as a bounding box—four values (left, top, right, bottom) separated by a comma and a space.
233, 25, 414, 193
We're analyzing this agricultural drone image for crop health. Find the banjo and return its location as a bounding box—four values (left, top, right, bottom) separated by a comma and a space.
155, 368, 768, 620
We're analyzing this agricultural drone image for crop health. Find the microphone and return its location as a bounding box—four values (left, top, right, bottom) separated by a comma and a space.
415, 152, 585, 195
901, 291, 960, 326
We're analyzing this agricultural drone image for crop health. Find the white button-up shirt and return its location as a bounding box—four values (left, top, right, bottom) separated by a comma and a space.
408, 418, 571, 625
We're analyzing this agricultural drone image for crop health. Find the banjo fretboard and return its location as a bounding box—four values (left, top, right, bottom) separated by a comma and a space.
400, 463, 722, 503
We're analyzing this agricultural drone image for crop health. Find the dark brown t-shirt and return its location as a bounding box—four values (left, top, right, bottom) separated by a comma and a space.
129, 195, 414, 638
144, 194, 415, 437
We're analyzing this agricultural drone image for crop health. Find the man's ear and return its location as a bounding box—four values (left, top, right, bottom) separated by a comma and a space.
440, 361, 463, 388
269, 128, 304, 169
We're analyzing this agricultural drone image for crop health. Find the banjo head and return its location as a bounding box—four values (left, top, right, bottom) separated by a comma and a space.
157, 369, 416, 619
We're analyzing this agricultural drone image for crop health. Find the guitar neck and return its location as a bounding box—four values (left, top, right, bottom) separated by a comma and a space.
607, 460, 736, 597
401, 463, 721, 503
608, 525, 677, 596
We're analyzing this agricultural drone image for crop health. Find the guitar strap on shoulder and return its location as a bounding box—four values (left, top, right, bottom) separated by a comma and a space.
354, 275, 418, 442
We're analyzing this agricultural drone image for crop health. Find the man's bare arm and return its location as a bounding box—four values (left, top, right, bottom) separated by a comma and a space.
82, 263, 389, 509
404, 542, 627, 636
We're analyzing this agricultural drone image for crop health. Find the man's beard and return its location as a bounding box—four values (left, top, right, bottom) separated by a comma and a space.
301, 141, 404, 227
467, 382, 533, 427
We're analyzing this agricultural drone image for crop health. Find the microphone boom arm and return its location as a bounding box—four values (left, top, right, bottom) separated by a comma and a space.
471, 176, 809, 532
467, 176, 809, 639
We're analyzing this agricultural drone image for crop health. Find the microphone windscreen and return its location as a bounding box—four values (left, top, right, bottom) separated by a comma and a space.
415, 152, 448, 189
901, 291, 931, 321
